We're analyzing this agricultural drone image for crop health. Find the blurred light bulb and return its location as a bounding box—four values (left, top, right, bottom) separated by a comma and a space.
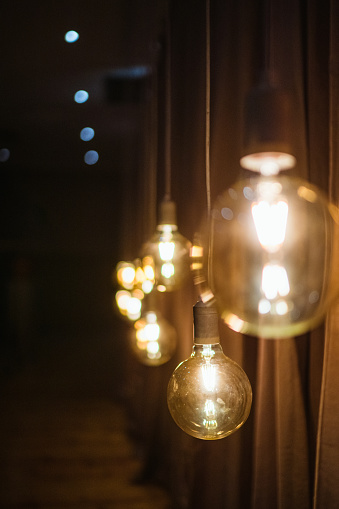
209, 174, 339, 338
115, 290, 131, 315
142, 199, 191, 292
167, 302, 252, 440
116, 261, 136, 289
126, 297, 142, 321
131, 310, 177, 366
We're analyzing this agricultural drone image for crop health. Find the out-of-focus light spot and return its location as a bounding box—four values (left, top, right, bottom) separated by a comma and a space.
221, 207, 233, 220
258, 298, 271, 314
243, 186, 254, 200
80, 127, 95, 141
84, 150, 99, 165
115, 290, 131, 314
298, 185, 318, 203
142, 280, 153, 294
275, 300, 289, 315
65, 30, 79, 43
157, 285, 167, 292
74, 90, 89, 103
132, 289, 144, 301
0, 148, 10, 162
161, 262, 175, 279
110, 65, 151, 79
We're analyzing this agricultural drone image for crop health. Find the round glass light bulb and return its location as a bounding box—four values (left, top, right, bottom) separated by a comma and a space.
209, 174, 339, 338
167, 343, 252, 440
131, 311, 177, 366
142, 224, 191, 292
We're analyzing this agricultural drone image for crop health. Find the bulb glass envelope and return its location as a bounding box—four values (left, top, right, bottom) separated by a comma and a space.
209, 174, 339, 338
131, 310, 177, 366
142, 224, 191, 292
167, 342, 252, 439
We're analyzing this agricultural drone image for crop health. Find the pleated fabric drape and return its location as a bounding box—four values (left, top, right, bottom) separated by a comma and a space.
122, 0, 339, 507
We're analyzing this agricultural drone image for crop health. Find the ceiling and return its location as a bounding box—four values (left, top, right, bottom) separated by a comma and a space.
0, 0, 166, 173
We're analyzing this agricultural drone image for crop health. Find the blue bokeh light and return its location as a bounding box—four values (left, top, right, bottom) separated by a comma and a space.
80, 127, 95, 141
74, 90, 89, 104
84, 150, 99, 165
0, 148, 10, 162
65, 31, 79, 43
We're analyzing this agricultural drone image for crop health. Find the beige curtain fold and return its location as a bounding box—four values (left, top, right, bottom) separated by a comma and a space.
313, 0, 339, 506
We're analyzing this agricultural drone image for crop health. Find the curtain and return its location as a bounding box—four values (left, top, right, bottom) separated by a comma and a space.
122, 0, 339, 507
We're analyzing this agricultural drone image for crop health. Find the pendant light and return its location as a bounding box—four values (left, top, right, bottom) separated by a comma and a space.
130, 291, 177, 366
209, 1, 339, 338
167, 0, 252, 440
167, 301, 252, 439
142, 2, 191, 293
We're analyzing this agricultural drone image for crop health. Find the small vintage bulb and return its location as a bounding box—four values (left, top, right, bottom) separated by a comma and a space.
167, 301, 252, 440
142, 198, 191, 292
131, 310, 177, 366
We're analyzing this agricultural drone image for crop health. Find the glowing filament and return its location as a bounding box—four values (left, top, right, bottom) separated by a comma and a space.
143, 323, 160, 341
261, 264, 290, 300
161, 262, 175, 279
203, 399, 217, 428
159, 241, 175, 261
202, 362, 216, 392
146, 341, 160, 355
252, 200, 288, 252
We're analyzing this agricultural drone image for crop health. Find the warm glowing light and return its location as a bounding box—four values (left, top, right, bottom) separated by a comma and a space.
258, 298, 271, 314
120, 266, 135, 285
252, 200, 288, 251
159, 241, 175, 261
142, 280, 153, 294
65, 30, 79, 43
161, 262, 175, 279
117, 262, 136, 288
202, 362, 216, 392
276, 300, 289, 315
261, 264, 290, 300
146, 341, 160, 356
74, 90, 89, 103
115, 290, 131, 314
126, 297, 142, 321
135, 267, 146, 283
144, 323, 160, 341
143, 264, 155, 281
131, 311, 177, 366
210, 174, 339, 338
240, 152, 296, 173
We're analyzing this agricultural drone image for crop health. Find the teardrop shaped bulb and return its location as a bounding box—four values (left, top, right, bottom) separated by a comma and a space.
210, 174, 339, 338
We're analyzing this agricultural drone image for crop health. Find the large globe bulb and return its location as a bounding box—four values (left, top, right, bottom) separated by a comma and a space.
167, 302, 252, 440
210, 174, 339, 338
131, 310, 177, 366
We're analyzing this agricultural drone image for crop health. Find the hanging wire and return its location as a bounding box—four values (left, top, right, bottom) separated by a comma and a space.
205, 0, 211, 219
205, 0, 213, 291
264, 0, 274, 83
164, 0, 172, 200
149, 66, 159, 234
